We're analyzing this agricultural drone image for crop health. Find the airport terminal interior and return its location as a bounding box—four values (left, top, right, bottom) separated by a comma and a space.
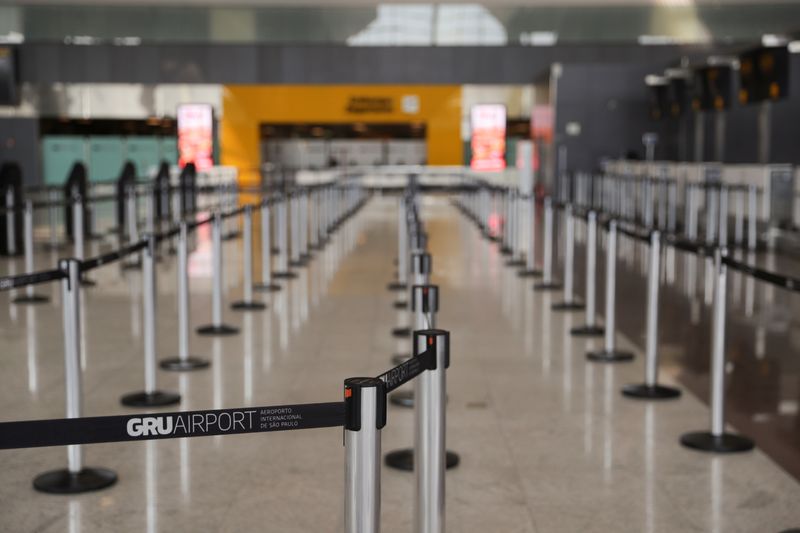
1, 1, 800, 532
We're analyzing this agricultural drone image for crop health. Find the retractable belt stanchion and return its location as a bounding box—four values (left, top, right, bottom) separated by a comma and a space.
552, 204, 583, 310
506, 193, 524, 266
587, 220, 634, 362
344, 377, 385, 533
33, 258, 118, 494
5, 186, 17, 256
500, 190, 513, 255
121, 234, 181, 407
385, 330, 458, 480
289, 193, 304, 268
388, 197, 409, 292
747, 185, 757, 251
13, 200, 50, 304
197, 212, 239, 336
391, 283, 437, 403
681, 249, 754, 453
534, 197, 561, 291
73, 195, 95, 286
231, 205, 266, 311
299, 191, 311, 262
392, 252, 430, 339
622, 230, 681, 399
161, 221, 209, 371
223, 184, 241, 241
518, 194, 541, 277
254, 201, 281, 292
46, 189, 62, 250
274, 195, 296, 279
571, 210, 602, 334
122, 186, 141, 270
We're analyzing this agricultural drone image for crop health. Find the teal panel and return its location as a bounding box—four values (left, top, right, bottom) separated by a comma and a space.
159, 137, 178, 165
41, 136, 85, 185
126, 137, 161, 177
506, 137, 521, 167
88, 136, 125, 182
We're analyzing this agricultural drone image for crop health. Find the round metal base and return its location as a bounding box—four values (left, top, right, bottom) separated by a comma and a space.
33, 467, 117, 494
533, 281, 562, 291
680, 432, 755, 453
586, 350, 634, 363
231, 300, 267, 311
196, 324, 239, 336
273, 271, 298, 279
517, 269, 542, 278
390, 390, 414, 408
253, 282, 281, 292
391, 327, 411, 338
552, 301, 585, 311
384, 449, 460, 472
391, 354, 409, 365
622, 383, 681, 400
393, 300, 408, 310
571, 325, 605, 336
160, 356, 210, 371
12, 294, 50, 304
120, 390, 181, 407
387, 282, 407, 291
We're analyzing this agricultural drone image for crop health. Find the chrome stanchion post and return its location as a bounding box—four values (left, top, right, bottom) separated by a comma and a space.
5, 186, 17, 255
388, 196, 409, 291
72, 195, 95, 286
161, 221, 209, 371
705, 186, 717, 246
622, 230, 681, 399
231, 205, 266, 311
33, 259, 118, 494
734, 187, 744, 247
14, 200, 50, 303
391, 251, 430, 340
255, 201, 281, 291
534, 197, 561, 291
571, 211, 602, 334
299, 191, 310, 261
122, 234, 181, 407
681, 249, 754, 452
289, 193, 303, 267
552, 204, 584, 311
344, 377, 385, 533
390, 283, 436, 404
747, 185, 757, 251
587, 220, 634, 362
197, 212, 239, 335
47, 189, 61, 250
518, 194, 541, 277
667, 181, 677, 233
122, 186, 141, 270
718, 186, 728, 248
274, 195, 296, 278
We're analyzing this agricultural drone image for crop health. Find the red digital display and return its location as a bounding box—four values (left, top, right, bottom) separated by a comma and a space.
177, 104, 214, 171
470, 104, 506, 172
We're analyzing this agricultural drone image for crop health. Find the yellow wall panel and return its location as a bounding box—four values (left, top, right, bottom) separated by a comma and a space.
221, 85, 462, 185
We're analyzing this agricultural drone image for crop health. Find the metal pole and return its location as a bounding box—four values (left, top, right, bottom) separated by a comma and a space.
398, 197, 408, 286
344, 377, 384, 533
5, 187, 16, 255
718, 186, 728, 248
232, 206, 266, 310
14, 200, 48, 303
705, 186, 717, 245
520, 194, 539, 276
667, 181, 677, 233
278, 198, 289, 273
197, 213, 239, 335
680, 249, 754, 452
552, 205, 582, 309
747, 185, 757, 251
534, 198, 561, 290
126, 186, 139, 244
621, 231, 680, 399
73, 196, 84, 262
48, 189, 59, 249
256, 202, 280, 291
587, 221, 633, 362
572, 211, 601, 333
734, 188, 744, 247
33, 259, 118, 493
415, 330, 449, 533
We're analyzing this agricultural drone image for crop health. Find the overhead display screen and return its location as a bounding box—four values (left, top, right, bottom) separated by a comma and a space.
470, 104, 506, 172
177, 104, 214, 171
692, 66, 733, 111
738, 46, 790, 104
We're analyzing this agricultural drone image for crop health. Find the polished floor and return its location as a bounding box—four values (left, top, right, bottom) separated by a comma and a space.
1, 195, 799, 532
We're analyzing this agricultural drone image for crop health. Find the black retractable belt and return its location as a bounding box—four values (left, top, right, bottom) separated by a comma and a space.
0, 402, 345, 450
0, 268, 66, 291
81, 240, 148, 272
722, 256, 800, 292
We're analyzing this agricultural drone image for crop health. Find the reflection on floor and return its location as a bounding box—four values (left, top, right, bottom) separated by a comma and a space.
0, 195, 798, 532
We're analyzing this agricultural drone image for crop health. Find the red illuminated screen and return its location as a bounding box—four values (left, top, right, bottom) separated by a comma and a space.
177, 104, 214, 171
470, 104, 506, 172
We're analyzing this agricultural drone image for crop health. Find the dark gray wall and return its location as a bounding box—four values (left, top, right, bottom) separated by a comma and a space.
554, 63, 675, 173
16, 43, 733, 84
0, 118, 40, 186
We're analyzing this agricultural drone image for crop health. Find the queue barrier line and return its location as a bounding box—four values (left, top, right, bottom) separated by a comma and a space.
0, 268, 66, 290
722, 255, 800, 292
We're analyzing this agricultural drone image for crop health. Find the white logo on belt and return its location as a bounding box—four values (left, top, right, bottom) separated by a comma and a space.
127, 417, 173, 437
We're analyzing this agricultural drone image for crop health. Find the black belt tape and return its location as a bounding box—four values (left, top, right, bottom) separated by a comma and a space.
0, 402, 345, 450
376, 348, 433, 393
0, 269, 65, 291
